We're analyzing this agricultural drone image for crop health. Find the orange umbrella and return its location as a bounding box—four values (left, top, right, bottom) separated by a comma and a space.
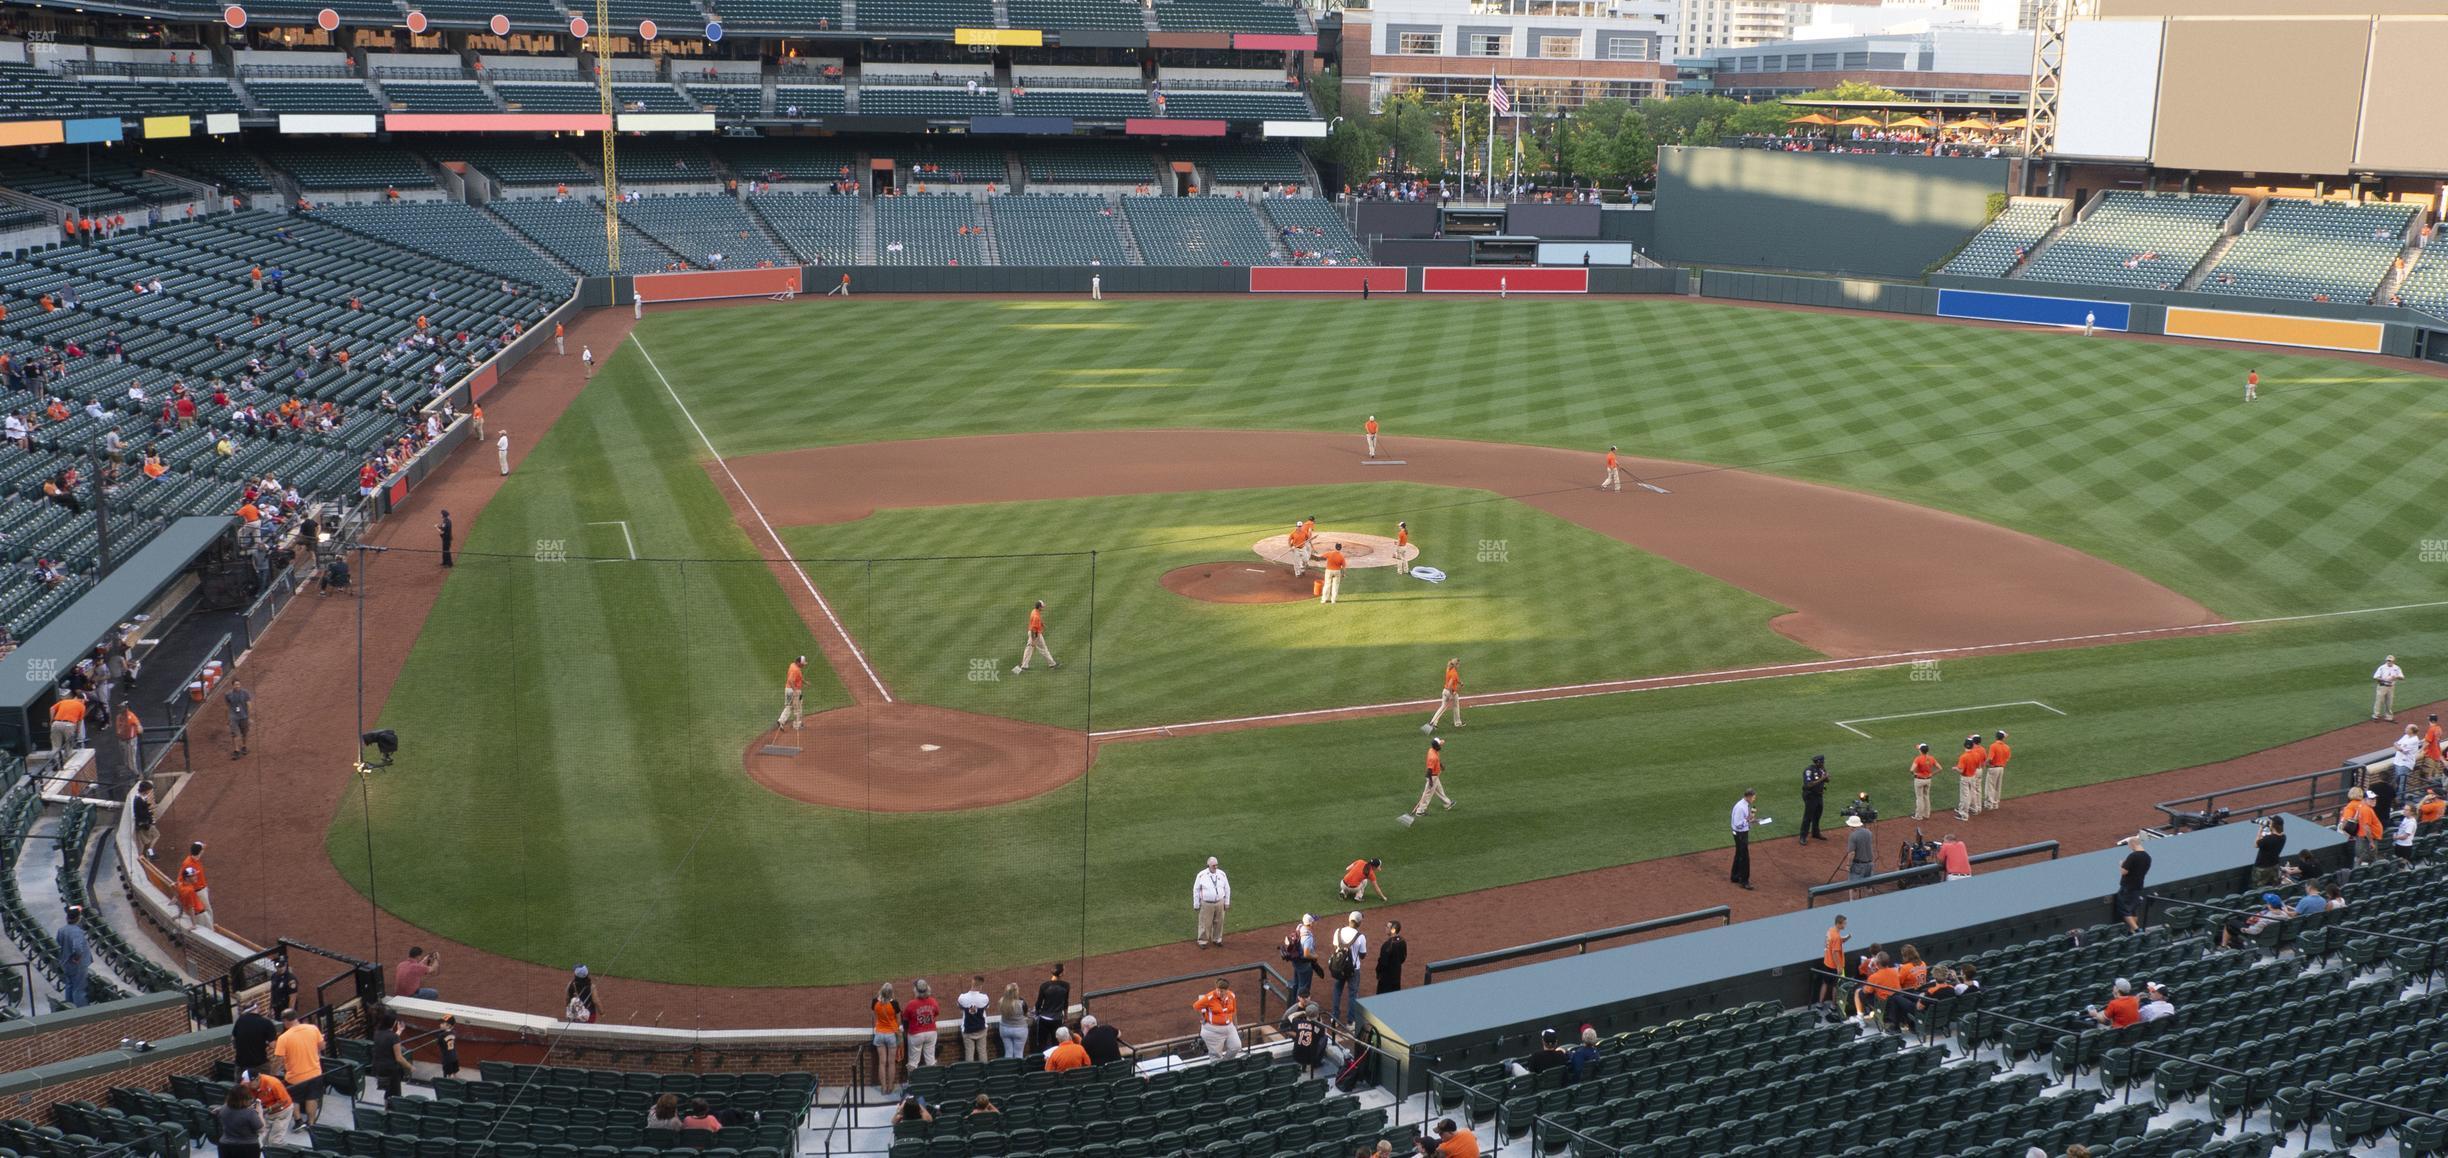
1887, 115, 1935, 129
1786, 113, 1837, 126
1996, 117, 2030, 129
1835, 115, 1885, 128
1943, 116, 1996, 131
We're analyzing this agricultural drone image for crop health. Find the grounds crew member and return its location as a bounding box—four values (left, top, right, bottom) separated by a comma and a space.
1425, 659, 1464, 732
1319, 543, 1347, 605
776, 655, 806, 732
1338, 857, 1385, 902
1364, 416, 1378, 457
1401, 738, 1453, 825
1909, 743, 1938, 821
1954, 736, 1986, 821
1601, 446, 1623, 492
1985, 731, 2011, 812
1015, 600, 1057, 672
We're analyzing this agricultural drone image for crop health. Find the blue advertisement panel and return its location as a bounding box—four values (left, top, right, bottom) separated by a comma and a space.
63, 117, 124, 145
1937, 288, 2131, 332
970, 116, 1074, 135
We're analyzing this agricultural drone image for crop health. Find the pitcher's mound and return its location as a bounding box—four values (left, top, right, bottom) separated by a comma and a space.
1161, 563, 1314, 604
744, 703, 1088, 810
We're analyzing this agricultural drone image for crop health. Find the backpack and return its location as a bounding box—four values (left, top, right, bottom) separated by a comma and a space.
1280, 933, 1303, 963
1327, 932, 1356, 980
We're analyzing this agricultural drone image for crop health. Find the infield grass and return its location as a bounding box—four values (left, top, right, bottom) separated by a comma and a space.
329, 296, 2448, 986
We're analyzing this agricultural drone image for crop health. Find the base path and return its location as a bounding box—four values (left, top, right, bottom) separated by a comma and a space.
722, 430, 2220, 659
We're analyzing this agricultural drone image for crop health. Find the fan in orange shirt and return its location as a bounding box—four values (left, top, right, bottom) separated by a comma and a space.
1043, 1027, 1090, 1071
1601, 445, 1623, 492
775, 655, 807, 733
1191, 978, 1240, 1057
1818, 915, 1849, 1002
1015, 600, 1057, 673
1424, 659, 1464, 732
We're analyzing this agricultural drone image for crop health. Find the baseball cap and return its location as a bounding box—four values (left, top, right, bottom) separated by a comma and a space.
2262, 892, 2283, 906
1348, 911, 1362, 922
1300, 913, 1314, 926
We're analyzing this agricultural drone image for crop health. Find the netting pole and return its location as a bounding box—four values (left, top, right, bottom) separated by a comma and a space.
1077, 551, 1096, 987
353, 541, 382, 964
863, 559, 874, 833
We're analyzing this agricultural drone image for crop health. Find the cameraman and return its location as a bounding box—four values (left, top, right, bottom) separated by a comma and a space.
2251, 816, 2286, 888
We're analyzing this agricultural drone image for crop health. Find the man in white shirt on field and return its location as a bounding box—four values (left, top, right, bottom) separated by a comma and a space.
2373, 655, 2405, 721
1193, 857, 1231, 947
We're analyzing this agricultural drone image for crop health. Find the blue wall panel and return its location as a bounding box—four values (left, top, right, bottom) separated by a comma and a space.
1937, 288, 2131, 331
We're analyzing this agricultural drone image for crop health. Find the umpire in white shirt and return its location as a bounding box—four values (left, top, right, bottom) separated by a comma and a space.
2373, 655, 2405, 722
1194, 857, 1232, 947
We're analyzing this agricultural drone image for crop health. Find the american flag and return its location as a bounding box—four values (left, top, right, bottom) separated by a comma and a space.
1487, 76, 1511, 117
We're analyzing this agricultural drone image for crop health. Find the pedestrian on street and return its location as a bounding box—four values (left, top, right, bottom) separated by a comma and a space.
1799, 755, 1829, 844
1844, 814, 1875, 896
1909, 743, 1938, 820
56, 904, 90, 1006
436, 510, 453, 568
2372, 654, 2405, 721
1193, 856, 1231, 947
225, 677, 251, 759
1374, 920, 1407, 994
1729, 788, 1757, 890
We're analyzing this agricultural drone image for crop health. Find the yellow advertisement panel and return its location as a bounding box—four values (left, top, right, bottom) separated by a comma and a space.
954, 27, 1042, 45
143, 115, 193, 139
2163, 307, 2385, 354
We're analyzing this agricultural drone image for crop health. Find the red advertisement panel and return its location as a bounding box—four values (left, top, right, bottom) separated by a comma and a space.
1124, 118, 1228, 137
1421, 267, 1588, 294
466, 362, 500, 400
633, 267, 803, 303
1248, 266, 1407, 294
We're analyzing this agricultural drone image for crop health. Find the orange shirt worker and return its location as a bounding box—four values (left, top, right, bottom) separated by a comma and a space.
1426, 659, 1464, 732
1984, 731, 2011, 812
1319, 543, 1348, 605
1909, 744, 1939, 821
1602, 445, 1623, 492
1015, 600, 1057, 673
1953, 737, 1986, 821
775, 655, 807, 732
1364, 415, 1379, 458
1192, 977, 1241, 1057
1403, 738, 1453, 824
1394, 520, 1412, 576
47, 692, 86, 760
1285, 520, 1312, 576
1339, 857, 1386, 902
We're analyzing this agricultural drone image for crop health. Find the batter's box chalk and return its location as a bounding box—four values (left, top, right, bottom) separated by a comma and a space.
1363, 459, 1408, 466
759, 745, 803, 757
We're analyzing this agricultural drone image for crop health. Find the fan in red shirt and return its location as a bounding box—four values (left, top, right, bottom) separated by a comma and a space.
2090, 981, 2143, 1028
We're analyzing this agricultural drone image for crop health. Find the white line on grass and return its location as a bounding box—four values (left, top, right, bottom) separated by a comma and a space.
1831, 700, 2067, 739
584, 520, 637, 561
1089, 597, 2448, 740
629, 335, 894, 703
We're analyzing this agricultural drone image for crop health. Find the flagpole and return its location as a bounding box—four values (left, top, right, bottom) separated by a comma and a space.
1485, 69, 1496, 202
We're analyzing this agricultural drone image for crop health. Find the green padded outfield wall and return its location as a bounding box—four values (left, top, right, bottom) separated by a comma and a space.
1649, 147, 2013, 278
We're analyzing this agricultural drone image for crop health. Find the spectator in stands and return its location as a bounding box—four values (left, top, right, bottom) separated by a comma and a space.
273, 1009, 326, 1128
2086, 979, 2142, 1028
1884, 965, 1957, 1035
2395, 725, 2423, 799
245, 1071, 292, 1142
1432, 1119, 1481, 1158
2113, 834, 2151, 933
2394, 804, 2420, 861
1043, 1026, 1090, 1072
216, 1080, 265, 1158
996, 981, 1029, 1059
681, 1099, 721, 1131
2251, 816, 2288, 887
1030, 963, 1070, 1054
2340, 787, 2383, 865
645, 1095, 683, 1131
870, 982, 902, 1092
1851, 952, 1899, 1023
2138, 982, 2176, 1022
370, 1011, 407, 1099
890, 1098, 929, 1126
1512, 1028, 1569, 1078
902, 978, 941, 1071
1193, 976, 1240, 1058
956, 975, 991, 1063
231, 998, 278, 1071
1287, 1001, 1331, 1077
394, 947, 440, 1000
1080, 1013, 1125, 1065
56, 904, 90, 1007
2421, 789, 2445, 825
2216, 894, 2291, 950
968, 1094, 998, 1118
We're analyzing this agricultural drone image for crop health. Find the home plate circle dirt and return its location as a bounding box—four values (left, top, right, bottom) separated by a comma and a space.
1160, 563, 1316, 604
743, 702, 1087, 810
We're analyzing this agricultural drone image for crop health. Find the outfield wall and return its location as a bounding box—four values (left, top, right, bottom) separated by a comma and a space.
1649, 148, 2013, 279
727, 266, 1688, 295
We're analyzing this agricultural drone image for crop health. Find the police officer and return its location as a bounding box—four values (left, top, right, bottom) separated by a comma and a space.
1800, 755, 1830, 845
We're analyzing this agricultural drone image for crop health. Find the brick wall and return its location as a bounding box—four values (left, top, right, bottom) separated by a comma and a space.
0, 1028, 222, 1128
0, 994, 191, 1075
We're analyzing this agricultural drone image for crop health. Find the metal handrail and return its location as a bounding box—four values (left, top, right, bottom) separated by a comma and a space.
1421, 907, 1732, 984
1804, 841, 2060, 906
1078, 961, 1292, 1031
2154, 749, 2395, 829
2146, 894, 2448, 957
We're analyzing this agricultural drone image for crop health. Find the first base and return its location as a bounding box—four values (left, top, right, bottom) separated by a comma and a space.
1396, 814, 1415, 827
760, 745, 803, 757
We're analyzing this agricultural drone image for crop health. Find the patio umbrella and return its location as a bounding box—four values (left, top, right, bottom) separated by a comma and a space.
1996, 117, 2030, 130
1887, 116, 1935, 129
1835, 115, 1885, 128
1943, 116, 1997, 131
1786, 113, 1837, 126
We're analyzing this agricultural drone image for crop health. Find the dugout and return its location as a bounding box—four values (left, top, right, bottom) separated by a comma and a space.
1355, 815, 2348, 1094
0, 516, 233, 758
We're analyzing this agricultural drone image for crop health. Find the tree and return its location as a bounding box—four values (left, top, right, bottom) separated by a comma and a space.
1726, 100, 1795, 137
1796, 80, 1908, 105
1638, 94, 1746, 148
1377, 92, 1441, 177
1559, 99, 1657, 185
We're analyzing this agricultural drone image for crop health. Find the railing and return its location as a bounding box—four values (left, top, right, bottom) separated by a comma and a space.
2154, 749, 2393, 829
2147, 894, 2448, 983
1427, 1068, 1521, 1152
1420, 907, 1732, 985
814, 1043, 874, 1157
1803, 840, 2060, 907
1078, 960, 1293, 1051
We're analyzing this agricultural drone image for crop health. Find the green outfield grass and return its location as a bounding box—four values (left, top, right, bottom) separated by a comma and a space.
330, 296, 2448, 986
779, 483, 1814, 728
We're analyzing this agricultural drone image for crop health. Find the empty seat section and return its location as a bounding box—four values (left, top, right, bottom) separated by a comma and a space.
267, 144, 437, 192
1121, 194, 1276, 265
494, 82, 601, 112
1940, 197, 2067, 278
423, 140, 592, 189
746, 192, 857, 263
687, 85, 764, 120
1170, 139, 1305, 185
1022, 142, 1157, 186
853, 0, 992, 28
612, 141, 716, 184
876, 193, 983, 265
2016, 191, 2240, 289
703, 0, 844, 28
618, 194, 788, 269
771, 85, 848, 117
612, 83, 693, 113
135, 142, 277, 192
898, 141, 1007, 186
988, 195, 1128, 265
1013, 89, 1149, 119
1160, 90, 1313, 120
2198, 197, 2417, 302
493, 197, 684, 274
1151, 0, 1304, 33
717, 140, 859, 184
2398, 248, 2448, 318
314, 202, 574, 292
856, 86, 998, 118
244, 79, 383, 113
1007, 0, 1144, 28
380, 81, 497, 111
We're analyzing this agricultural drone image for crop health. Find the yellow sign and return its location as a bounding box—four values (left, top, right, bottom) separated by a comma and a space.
2163, 307, 2386, 354
143, 115, 193, 139
954, 27, 1042, 45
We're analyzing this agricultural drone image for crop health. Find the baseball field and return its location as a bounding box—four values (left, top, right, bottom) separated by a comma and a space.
327, 296, 2448, 989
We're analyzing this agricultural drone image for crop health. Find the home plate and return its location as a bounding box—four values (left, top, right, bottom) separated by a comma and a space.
760, 745, 802, 757
920, 744, 942, 753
